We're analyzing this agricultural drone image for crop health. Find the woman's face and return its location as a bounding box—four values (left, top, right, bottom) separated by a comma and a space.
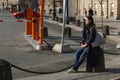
85, 18, 91, 25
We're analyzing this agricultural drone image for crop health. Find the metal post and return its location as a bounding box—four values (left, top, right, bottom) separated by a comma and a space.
61, 0, 67, 53
52, 0, 56, 20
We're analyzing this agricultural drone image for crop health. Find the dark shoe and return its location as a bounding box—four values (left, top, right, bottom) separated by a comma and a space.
68, 68, 78, 73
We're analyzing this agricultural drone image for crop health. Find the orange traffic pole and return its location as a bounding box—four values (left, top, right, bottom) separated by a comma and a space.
39, 0, 44, 44
32, 18, 39, 40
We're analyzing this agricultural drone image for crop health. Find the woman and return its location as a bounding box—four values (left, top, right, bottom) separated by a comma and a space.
68, 16, 100, 73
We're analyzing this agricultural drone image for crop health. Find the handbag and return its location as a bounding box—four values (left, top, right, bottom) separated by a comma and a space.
91, 32, 105, 47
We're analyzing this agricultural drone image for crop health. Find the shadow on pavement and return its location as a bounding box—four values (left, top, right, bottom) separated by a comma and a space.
106, 68, 120, 74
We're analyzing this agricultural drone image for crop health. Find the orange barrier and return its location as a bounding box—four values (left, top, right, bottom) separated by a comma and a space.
26, 8, 33, 35
32, 18, 39, 40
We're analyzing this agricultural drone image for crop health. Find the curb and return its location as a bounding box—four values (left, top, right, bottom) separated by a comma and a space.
110, 77, 120, 80
107, 35, 120, 43
23, 33, 49, 50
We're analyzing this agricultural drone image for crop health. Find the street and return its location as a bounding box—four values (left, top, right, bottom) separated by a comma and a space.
0, 11, 120, 80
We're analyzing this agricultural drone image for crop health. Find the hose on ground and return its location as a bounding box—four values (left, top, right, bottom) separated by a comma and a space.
10, 63, 72, 74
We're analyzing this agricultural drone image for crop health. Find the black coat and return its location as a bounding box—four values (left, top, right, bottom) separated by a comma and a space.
82, 23, 100, 68
82, 23, 96, 46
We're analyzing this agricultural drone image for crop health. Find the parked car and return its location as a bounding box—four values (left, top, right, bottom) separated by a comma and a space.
12, 11, 40, 18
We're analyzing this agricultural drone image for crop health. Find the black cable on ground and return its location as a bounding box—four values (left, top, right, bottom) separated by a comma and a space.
10, 63, 73, 74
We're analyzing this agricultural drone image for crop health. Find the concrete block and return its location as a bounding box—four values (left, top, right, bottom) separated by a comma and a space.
94, 48, 105, 72
86, 48, 105, 72
64, 27, 71, 37
58, 17, 63, 23
55, 16, 58, 21
116, 43, 120, 49
52, 43, 71, 53
75, 19, 80, 26
37, 44, 49, 50
43, 27, 48, 37
102, 25, 110, 35
23, 33, 49, 50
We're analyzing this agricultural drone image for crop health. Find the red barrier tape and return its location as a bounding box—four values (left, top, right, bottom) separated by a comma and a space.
0, 20, 3, 22
0, 20, 31, 22
17, 20, 23, 22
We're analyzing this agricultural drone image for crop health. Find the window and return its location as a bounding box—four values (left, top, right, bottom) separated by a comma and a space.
110, 3, 114, 16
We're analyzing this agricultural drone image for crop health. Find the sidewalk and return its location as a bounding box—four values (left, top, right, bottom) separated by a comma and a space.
46, 16, 120, 55
17, 16, 120, 80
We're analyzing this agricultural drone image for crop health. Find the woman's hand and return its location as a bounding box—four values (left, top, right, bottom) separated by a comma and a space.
81, 43, 88, 48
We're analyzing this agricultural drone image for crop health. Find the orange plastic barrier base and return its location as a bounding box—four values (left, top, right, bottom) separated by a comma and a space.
32, 18, 39, 40
26, 22, 32, 35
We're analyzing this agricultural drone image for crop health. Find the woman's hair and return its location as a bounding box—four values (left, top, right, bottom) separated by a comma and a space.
86, 16, 94, 24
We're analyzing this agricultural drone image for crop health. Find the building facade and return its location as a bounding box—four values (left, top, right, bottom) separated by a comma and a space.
44, 0, 120, 20
0, 0, 18, 10
0, 0, 39, 11
74, 0, 120, 20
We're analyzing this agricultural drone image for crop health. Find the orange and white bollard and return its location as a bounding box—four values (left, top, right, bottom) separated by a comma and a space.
32, 18, 39, 40
26, 8, 33, 35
